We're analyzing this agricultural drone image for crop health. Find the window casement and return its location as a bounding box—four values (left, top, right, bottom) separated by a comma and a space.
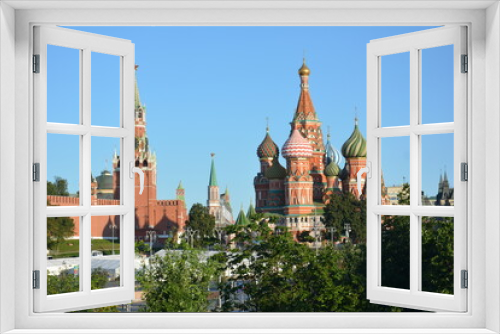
366, 26, 467, 312
33, 26, 137, 312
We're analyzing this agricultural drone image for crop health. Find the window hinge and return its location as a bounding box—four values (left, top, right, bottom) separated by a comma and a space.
461, 54, 468, 73
461, 162, 468, 181
33, 54, 40, 73
33, 163, 40, 182
33, 270, 40, 289
461, 270, 468, 289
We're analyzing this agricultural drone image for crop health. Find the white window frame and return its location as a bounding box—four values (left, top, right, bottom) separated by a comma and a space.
1, 2, 498, 333
33, 25, 136, 312
366, 26, 467, 312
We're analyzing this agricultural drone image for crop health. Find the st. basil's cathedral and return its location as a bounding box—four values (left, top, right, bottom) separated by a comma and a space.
254, 60, 370, 232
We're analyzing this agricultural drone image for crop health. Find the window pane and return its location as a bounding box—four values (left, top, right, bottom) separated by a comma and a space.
421, 216, 454, 294
91, 215, 121, 290
47, 216, 80, 295
47, 45, 80, 124
91, 52, 121, 127
91, 136, 121, 205
421, 45, 454, 124
381, 52, 410, 127
47, 133, 80, 206
381, 136, 410, 205
381, 215, 410, 290
421, 133, 454, 206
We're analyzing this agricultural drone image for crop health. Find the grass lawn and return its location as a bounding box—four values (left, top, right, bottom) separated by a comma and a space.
49, 239, 120, 258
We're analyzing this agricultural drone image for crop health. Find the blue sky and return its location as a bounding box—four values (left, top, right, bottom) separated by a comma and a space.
47, 26, 454, 210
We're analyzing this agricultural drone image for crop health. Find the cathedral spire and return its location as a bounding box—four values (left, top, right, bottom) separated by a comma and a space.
209, 153, 218, 187
135, 65, 142, 110
293, 58, 318, 123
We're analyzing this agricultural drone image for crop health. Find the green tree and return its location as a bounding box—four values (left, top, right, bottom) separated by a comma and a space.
138, 250, 220, 312
47, 176, 70, 196
135, 240, 151, 255
47, 216, 75, 252
186, 203, 216, 248
323, 192, 366, 243
422, 217, 454, 294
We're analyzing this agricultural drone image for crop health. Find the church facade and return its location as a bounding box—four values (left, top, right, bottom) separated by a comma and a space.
254, 60, 369, 235
48, 66, 187, 243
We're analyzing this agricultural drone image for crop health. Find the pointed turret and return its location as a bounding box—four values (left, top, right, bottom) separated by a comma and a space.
209, 153, 218, 187
293, 58, 318, 123
247, 201, 257, 218
207, 153, 221, 218
235, 205, 251, 226
135, 65, 142, 110
176, 181, 185, 202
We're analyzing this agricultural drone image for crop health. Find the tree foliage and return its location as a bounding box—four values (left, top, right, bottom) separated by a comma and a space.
323, 192, 366, 243
47, 176, 70, 196
138, 250, 221, 312
47, 216, 75, 251
186, 203, 216, 248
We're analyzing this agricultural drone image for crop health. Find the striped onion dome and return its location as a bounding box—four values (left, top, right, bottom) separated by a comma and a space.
282, 128, 313, 158
341, 118, 367, 158
265, 157, 287, 179
325, 161, 340, 177
257, 130, 279, 159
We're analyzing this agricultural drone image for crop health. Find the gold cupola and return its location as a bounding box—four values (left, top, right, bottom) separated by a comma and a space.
298, 58, 311, 76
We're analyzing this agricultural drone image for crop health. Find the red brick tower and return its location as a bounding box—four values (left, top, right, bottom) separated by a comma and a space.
282, 126, 315, 215
291, 59, 327, 202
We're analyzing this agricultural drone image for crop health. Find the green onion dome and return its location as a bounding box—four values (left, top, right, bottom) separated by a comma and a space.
257, 129, 279, 159
341, 118, 367, 158
324, 161, 340, 177
265, 157, 287, 179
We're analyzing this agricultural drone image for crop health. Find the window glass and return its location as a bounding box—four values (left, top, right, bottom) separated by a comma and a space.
421, 45, 454, 124
381, 52, 410, 127
47, 45, 80, 124
47, 217, 80, 295
91, 52, 121, 127
47, 133, 80, 205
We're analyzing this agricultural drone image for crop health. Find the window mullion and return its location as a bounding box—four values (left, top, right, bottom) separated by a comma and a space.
409, 47, 420, 294
81, 47, 92, 294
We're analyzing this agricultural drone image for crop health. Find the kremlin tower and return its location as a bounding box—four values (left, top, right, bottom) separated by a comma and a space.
254, 60, 368, 232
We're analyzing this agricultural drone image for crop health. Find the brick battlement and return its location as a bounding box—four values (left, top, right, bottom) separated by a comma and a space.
47, 195, 79, 206
95, 199, 120, 205
157, 200, 182, 206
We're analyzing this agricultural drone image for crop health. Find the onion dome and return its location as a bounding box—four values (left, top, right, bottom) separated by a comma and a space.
257, 129, 279, 159
325, 161, 340, 177
265, 157, 287, 179
282, 128, 313, 158
298, 58, 311, 76
325, 130, 342, 166
341, 118, 367, 158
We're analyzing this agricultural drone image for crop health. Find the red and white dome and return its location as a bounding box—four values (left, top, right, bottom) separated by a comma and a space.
282, 128, 313, 158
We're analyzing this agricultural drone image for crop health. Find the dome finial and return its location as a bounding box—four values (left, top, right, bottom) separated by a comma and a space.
327, 125, 331, 140
266, 117, 269, 133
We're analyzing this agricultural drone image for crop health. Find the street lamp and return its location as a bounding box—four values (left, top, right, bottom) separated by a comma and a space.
145, 230, 157, 257
326, 226, 337, 246
344, 222, 352, 242
184, 226, 198, 248
312, 217, 322, 255
108, 223, 118, 255
214, 226, 224, 246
